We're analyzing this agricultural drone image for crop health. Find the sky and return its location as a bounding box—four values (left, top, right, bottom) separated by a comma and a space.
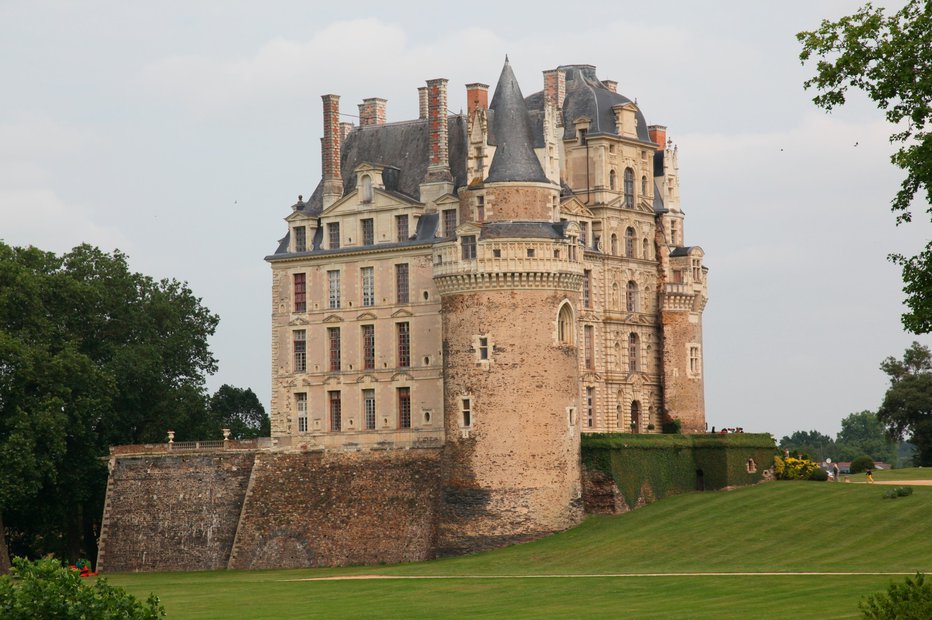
2, 0, 929, 440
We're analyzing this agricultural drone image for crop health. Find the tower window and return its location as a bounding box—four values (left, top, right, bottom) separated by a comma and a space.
478, 336, 489, 360
628, 333, 639, 372
461, 398, 472, 428
689, 345, 701, 376
624, 168, 634, 208
329, 391, 342, 432
583, 270, 592, 308
625, 227, 636, 258
586, 387, 595, 428
398, 387, 411, 429
396, 263, 409, 304
363, 389, 376, 430
328, 327, 341, 372
296, 392, 307, 433
626, 280, 638, 312
443, 209, 457, 238
558, 303, 574, 345
293, 330, 306, 373
362, 324, 375, 370
462, 235, 477, 260
584, 325, 594, 370
397, 322, 410, 368
293, 273, 306, 312
630, 400, 641, 433
361, 267, 375, 307
328, 270, 341, 309
476, 195, 485, 222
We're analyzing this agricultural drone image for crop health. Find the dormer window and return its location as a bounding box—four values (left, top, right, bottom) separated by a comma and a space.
578, 128, 587, 145
361, 174, 373, 203
461, 235, 477, 260
328, 222, 340, 249
293, 226, 306, 252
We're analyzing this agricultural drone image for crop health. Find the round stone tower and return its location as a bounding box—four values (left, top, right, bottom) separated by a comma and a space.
434, 59, 584, 556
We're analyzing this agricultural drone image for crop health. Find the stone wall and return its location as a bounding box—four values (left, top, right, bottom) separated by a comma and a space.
98, 451, 256, 572
228, 448, 441, 569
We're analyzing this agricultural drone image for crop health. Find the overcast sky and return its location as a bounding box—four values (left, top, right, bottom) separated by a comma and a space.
2, 0, 929, 440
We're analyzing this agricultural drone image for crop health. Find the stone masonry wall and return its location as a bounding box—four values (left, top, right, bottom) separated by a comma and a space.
98, 451, 256, 573
228, 449, 441, 569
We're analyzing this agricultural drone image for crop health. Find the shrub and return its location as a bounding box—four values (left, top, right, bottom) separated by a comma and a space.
850, 455, 875, 474
773, 455, 785, 479
776, 456, 820, 480
897, 486, 914, 497
0, 557, 164, 620
661, 418, 682, 434
883, 489, 899, 500
809, 468, 828, 481
860, 572, 932, 619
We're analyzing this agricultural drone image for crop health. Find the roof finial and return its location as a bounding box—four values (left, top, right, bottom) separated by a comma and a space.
505, 54, 509, 63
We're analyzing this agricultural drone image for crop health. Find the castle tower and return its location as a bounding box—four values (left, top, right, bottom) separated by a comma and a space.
435, 59, 584, 555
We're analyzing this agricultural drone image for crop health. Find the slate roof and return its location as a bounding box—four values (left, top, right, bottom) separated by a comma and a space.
669, 246, 694, 257
485, 59, 550, 184
479, 221, 568, 240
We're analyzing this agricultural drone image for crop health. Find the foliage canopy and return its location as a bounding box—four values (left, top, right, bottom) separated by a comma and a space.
798, 0, 932, 333
877, 341, 932, 465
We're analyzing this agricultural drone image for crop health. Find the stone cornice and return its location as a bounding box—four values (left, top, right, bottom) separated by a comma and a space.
435, 271, 582, 295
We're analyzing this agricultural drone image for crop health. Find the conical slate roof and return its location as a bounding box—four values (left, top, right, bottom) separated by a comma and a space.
485, 58, 549, 184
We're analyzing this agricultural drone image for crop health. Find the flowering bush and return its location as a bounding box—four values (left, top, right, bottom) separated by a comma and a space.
775, 456, 820, 480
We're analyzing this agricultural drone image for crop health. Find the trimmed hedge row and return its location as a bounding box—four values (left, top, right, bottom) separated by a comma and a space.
581, 433, 776, 508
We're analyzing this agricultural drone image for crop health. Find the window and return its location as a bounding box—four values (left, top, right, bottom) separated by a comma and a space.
583, 270, 592, 308
628, 333, 639, 372
476, 195, 485, 222
397, 322, 410, 368
395, 214, 409, 242
689, 345, 701, 375
361, 267, 374, 307
670, 220, 678, 246
579, 222, 588, 248
461, 235, 477, 260
624, 168, 634, 207
478, 336, 489, 360
673, 269, 684, 284
328, 327, 341, 372
526, 248, 535, 258
630, 400, 640, 433
361, 175, 373, 203
626, 280, 638, 312
294, 226, 306, 252
692, 258, 702, 282
443, 209, 457, 238
586, 387, 594, 428
398, 387, 411, 428
493, 248, 502, 258
625, 227, 636, 258
568, 238, 577, 261
293, 273, 306, 312
328, 222, 340, 249
361, 218, 374, 245
461, 398, 472, 427
578, 128, 587, 145
641, 175, 647, 195
609, 169, 617, 190
395, 263, 409, 304
363, 389, 376, 430
328, 270, 340, 309
329, 391, 342, 432
293, 330, 306, 372
642, 238, 650, 260
610, 234, 617, 255
362, 324, 375, 370
584, 325, 594, 370
558, 304, 574, 345
296, 393, 307, 433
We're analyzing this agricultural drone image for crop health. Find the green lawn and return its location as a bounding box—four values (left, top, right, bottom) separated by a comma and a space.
107, 481, 932, 619
869, 466, 932, 481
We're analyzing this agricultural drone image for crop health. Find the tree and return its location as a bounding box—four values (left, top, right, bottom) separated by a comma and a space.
779, 430, 834, 462
0, 242, 220, 567
835, 410, 897, 464
877, 342, 932, 466
860, 572, 932, 620
798, 1, 932, 333
208, 384, 270, 439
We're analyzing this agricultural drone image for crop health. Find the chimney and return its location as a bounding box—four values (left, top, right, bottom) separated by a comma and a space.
425, 78, 452, 182
358, 97, 387, 127
603, 80, 617, 93
648, 125, 667, 149
466, 82, 489, 118
543, 68, 566, 109
321, 94, 343, 208
339, 122, 354, 142
418, 86, 428, 120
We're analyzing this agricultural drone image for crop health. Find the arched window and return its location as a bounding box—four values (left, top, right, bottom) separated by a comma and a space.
625, 227, 636, 258
610, 233, 618, 255
642, 238, 650, 260
624, 168, 634, 207
641, 175, 647, 195
609, 169, 617, 190
361, 175, 373, 203
557, 303, 575, 345
630, 400, 641, 433
626, 280, 638, 312
628, 333, 639, 372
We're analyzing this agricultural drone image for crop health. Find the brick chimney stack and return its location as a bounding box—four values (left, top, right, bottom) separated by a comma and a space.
603, 80, 618, 93
321, 94, 343, 209
466, 82, 489, 118
648, 125, 667, 149
358, 97, 387, 127
418, 86, 428, 120
543, 68, 566, 110
425, 78, 452, 182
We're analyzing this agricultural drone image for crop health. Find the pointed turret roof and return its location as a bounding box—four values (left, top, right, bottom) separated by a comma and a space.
485, 58, 549, 184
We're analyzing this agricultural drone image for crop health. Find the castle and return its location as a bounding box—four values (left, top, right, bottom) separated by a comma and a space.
265, 59, 708, 551
96, 60, 723, 572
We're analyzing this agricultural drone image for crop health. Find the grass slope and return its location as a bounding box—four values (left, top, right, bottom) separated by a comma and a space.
109, 481, 932, 619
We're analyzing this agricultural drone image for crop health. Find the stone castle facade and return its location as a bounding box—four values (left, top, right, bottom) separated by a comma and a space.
265, 60, 708, 548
